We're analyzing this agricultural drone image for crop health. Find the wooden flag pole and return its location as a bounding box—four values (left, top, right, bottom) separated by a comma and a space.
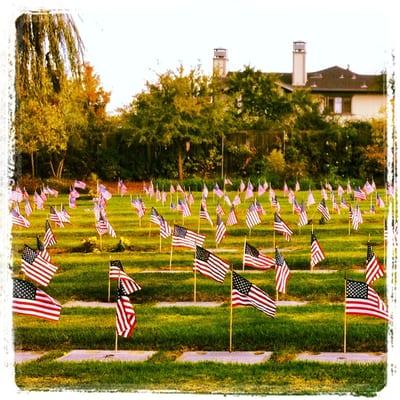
194, 248, 197, 303
242, 236, 247, 271
197, 204, 201, 233
310, 224, 314, 271
229, 266, 234, 353
159, 231, 162, 253
148, 219, 151, 237
108, 256, 111, 302
169, 238, 174, 271
383, 217, 386, 268
348, 210, 351, 235
343, 272, 347, 353
99, 233, 103, 252
115, 270, 122, 352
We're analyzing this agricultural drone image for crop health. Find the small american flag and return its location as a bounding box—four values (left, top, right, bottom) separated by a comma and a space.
354, 187, 367, 200
24, 199, 33, 217
255, 200, 265, 215
307, 190, 315, 206
340, 197, 349, 209
321, 188, 328, 200
170, 184, 176, 193
292, 199, 302, 214
21, 245, 57, 287
257, 183, 266, 197
213, 183, 224, 198
150, 207, 161, 225
132, 198, 146, 218
232, 194, 241, 206
298, 203, 308, 227
317, 199, 331, 221
49, 206, 64, 227
68, 192, 77, 208
244, 242, 275, 270
223, 194, 232, 207
239, 180, 246, 193
159, 215, 172, 238
347, 181, 353, 194
172, 225, 206, 249
332, 196, 341, 214
33, 192, 44, 209
245, 181, 254, 199
288, 190, 295, 205
226, 206, 238, 226
178, 199, 191, 217
188, 191, 194, 206
337, 185, 344, 197
215, 214, 226, 245
43, 220, 57, 247
216, 203, 225, 216
109, 260, 142, 295
11, 208, 30, 228
199, 201, 213, 226
96, 214, 109, 236
232, 272, 276, 317
118, 179, 128, 196
202, 184, 208, 198
275, 247, 290, 294
273, 213, 293, 241
74, 180, 86, 189
116, 285, 137, 338
363, 181, 374, 195
365, 243, 384, 285
311, 232, 325, 268
13, 278, 61, 321
246, 204, 261, 229
176, 183, 185, 193
161, 191, 167, 204
36, 236, 50, 262
283, 182, 289, 195
376, 194, 385, 208
351, 205, 363, 230
295, 180, 301, 192
193, 246, 229, 283
346, 280, 390, 321
325, 182, 332, 192
60, 205, 71, 223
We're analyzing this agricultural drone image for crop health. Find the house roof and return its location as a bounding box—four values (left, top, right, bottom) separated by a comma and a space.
277, 65, 386, 94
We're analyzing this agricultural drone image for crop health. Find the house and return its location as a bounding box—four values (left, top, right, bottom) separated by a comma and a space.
212, 43, 387, 120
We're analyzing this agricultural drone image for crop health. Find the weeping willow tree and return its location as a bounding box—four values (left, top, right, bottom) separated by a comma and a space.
14, 11, 85, 177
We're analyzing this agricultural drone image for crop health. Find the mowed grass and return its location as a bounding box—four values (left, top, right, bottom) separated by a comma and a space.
15, 357, 386, 395
14, 305, 387, 352
10, 188, 389, 394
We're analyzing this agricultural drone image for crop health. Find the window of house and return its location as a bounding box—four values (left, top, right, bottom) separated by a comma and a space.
326, 96, 352, 114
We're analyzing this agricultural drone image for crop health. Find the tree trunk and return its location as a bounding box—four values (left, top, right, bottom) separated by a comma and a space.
56, 158, 64, 179
177, 144, 184, 180
49, 160, 57, 177
30, 152, 35, 178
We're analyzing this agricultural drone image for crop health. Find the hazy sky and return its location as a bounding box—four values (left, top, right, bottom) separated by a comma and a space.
10, 0, 394, 113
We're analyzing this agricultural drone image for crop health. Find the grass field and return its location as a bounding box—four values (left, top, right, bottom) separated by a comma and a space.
10, 186, 389, 394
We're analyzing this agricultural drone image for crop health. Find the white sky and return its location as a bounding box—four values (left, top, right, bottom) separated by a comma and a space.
6, 0, 397, 113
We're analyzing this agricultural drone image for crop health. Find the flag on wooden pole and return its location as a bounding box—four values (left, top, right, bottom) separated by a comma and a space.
310, 232, 325, 268
116, 285, 137, 338
193, 246, 230, 283
275, 247, 290, 294
273, 213, 293, 241
365, 242, 384, 285
43, 220, 57, 247
243, 242, 275, 270
172, 225, 206, 249
12, 278, 61, 321
109, 260, 142, 295
215, 214, 226, 246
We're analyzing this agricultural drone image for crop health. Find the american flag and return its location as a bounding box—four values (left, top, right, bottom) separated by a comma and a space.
109, 260, 142, 295
226, 206, 238, 226
269, 185, 275, 200
213, 183, 224, 198
232, 194, 241, 206
33, 190, 44, 210
311, 232, 325, 268
199, 201, 213, 226
273, 213, 293, 241
337, 185, 344, 197
193, 246, 230, 283
271, 196, 280, 212
161, 190, 167, 204
116, 285, 137, 338
245, 181, 254, 199
22, 187, 30, 200
36, 236, 50, 262
150, 207, 161, 225
346, 280, 390, 321
68, 192, 77, 208
11, 208, 30, 228
202, 184, 208, 198
60, 205, 71, 223
283, 182, 289, 196
70, 187, 80, 198
170, 184, 176, 193
246, 204, 261, 229
148, 181, 155, 197
371, 179, 376, 191
321, 188, 328, 201
244, 242, 275, 270
365, 243, 384, 285
49, 206, 64, 227
255, 200, 265, 215
132, 198, 146, 218
354, 187, 367, 200
317, 199, 331, 221
332, 196, 340, 214
74, 180, 86, 189
347, 181, 353, 194
232, 272, 276, 317
295, 180, 301, 192
216, 203, 225, 216
106, 219, 117, 238
351, 205, 363, 230
325, 182, 332, 192
223, 194, 232, 207
215, 214, 226, 245
363, 180, 374, 195
99, 184, 112, 200
340, 197, 349, 209
43, 220, 57, 247
178, 199, 191, 217
376, 194, 385, 208
307, 190, 315, 206
258, 183, 266, 197
187, 191, 194, 206
172, 225, 206, 249
386, 184, 394, 198
239, 180, 246, 193
12, 278, 61, 321
298, 203, 308, 227
21, 245, 57, 287
176, 183, 185, 193
40, 189, 47, 202
118, 179, 128, 196
24, 199, 33, 217
224, 177, 233, 186
288, 190, 295, 204
96, 214, 109, 236
292, 199, 302, 214
275, 247, 290, 294
159, 215, 172, 238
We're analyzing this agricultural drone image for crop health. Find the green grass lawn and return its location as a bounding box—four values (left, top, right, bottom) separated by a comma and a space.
10, 188, 389, 394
